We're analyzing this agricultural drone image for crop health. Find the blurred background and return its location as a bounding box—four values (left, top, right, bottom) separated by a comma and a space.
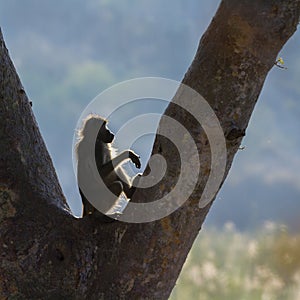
1, 0, 299, 298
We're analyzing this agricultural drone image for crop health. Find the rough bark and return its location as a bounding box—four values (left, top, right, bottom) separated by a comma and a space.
0, 0, 299, 299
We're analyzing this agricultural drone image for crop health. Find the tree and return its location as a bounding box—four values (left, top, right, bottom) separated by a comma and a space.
0, 0, 299, 299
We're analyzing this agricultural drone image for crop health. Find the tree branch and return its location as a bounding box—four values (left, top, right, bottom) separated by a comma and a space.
0, 28, 70, 215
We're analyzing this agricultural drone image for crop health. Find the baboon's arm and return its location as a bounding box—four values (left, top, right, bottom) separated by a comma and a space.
100, 150, 140, 177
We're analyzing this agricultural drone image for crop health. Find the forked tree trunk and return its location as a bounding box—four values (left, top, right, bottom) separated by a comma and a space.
0, 1, 299, 299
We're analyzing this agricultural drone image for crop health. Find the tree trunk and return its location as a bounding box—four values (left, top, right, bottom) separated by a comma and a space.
0, 1, 299, 299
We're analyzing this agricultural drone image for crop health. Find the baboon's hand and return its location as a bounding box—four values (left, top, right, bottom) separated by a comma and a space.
129, 151, 141, 169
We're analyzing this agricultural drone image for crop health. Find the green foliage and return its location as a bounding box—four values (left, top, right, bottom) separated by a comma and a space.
170, 223, 300, 300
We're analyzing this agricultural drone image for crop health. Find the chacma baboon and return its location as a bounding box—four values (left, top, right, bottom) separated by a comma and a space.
76, 114, 141, 220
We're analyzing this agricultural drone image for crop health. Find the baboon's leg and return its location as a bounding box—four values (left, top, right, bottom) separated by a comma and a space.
99, 181, 126, 222
108, 181, 123, 197
100, 151, 131, 178
81, 182, 123, 221
126, 174, 141, 199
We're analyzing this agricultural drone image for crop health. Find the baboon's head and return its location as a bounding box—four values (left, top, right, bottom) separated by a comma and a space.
79, 114, 114, 144
98, 119, 114, 143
